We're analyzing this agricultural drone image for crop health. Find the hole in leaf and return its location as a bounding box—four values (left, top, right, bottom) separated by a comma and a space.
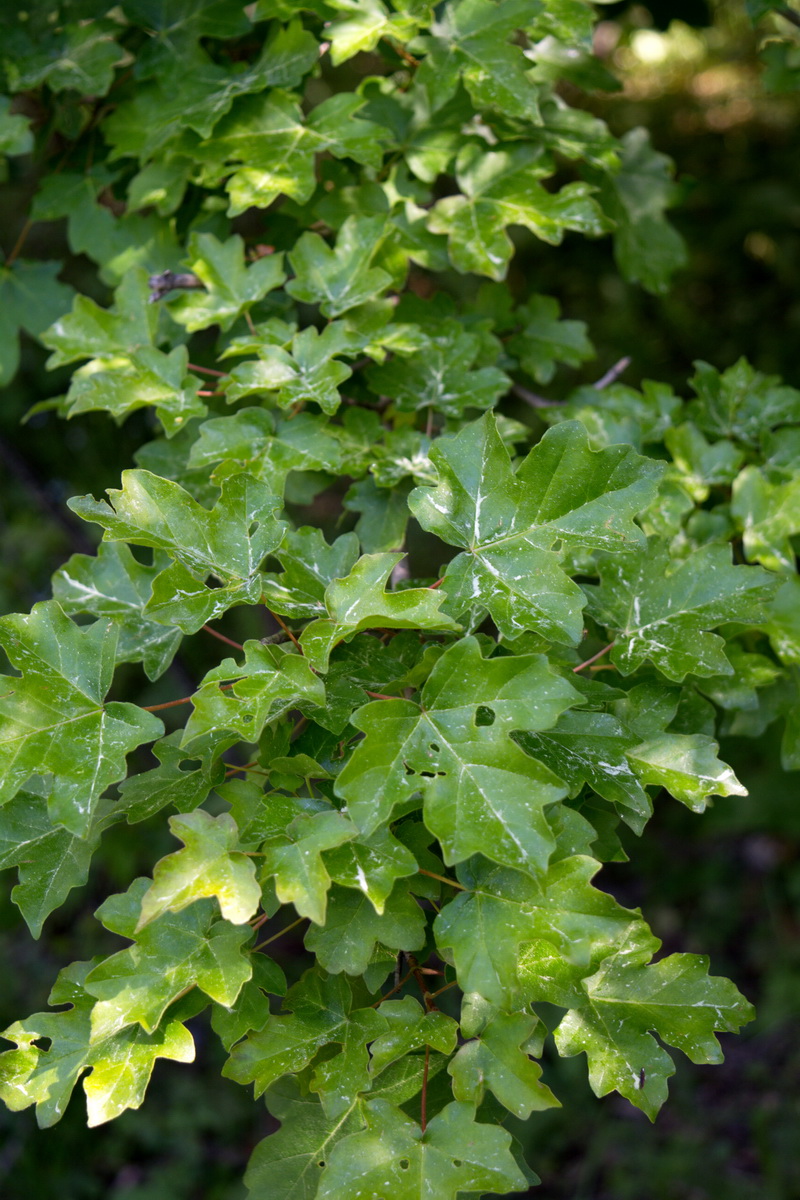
452, 1159, 462, 1167
403, 762, 415, 776
248, 520, 260, 536
420, 770, 446, 778
399, 1159, 410, 1170
317, 1160, 325, 1168
428, 742, 440, 754
475, 705, 495, 727
178, 759, 201, 773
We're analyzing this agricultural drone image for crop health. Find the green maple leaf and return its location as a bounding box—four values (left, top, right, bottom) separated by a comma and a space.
304, 881, 426, 975
428, 143, 607, 279
0, 602, 163, 836
106, 20, 318, 154
120, 0, 252, 54
60, 345, 206, 437
0, 260, 74, 384
183, 642, 325, 743
448, 1000, 558, 1119
69, 470, 282, 628
731, 465, 800, 573
7, 19, 125, 94
138, 810, 262, 928
211, 955, 287, 1051
224, 969, 382, 1098
626, 733, 747, 812
244, 1077, 364, 1200
543, 379, 681, 453
593, 127, 687, 294
189, 408, 342, 495
434, 854, 649, 1008
41, 268, 158, 368
0, 786, 100, 937
52, 542, 183, 681
764, 576, 800, 666
261, 527, 361, 619
414, 0, 541, 118
515, 709, 652, 834
546, 942, 754, 1119
0, 961, 194, 1129
507, 293, 594, 385
261, 808, 357, 924
336, 636, 578, 874
85, 881, 252, 1038
327, 0, 432, 64
686, 357, 800, 446
286, 216, 393, 317
365, 324, 509, 417
368, 997, 458, 1075
224, 325, 353, 415
203, 90, 391, 215
115, 730, 228, 824
316, 1098, 528, 1199
664, 422, 745, 500
409, 413, 662, 642
299, 552, 459, 671
324, 825, 420, 914
0, 95, 33, 156
166, 233, 286, 332
585, 541, 778, 681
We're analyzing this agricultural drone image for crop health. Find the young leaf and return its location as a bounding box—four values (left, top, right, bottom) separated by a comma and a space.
303, 881, 427, 975
428, 143, 607, 279
261, 808, 357, 925
0, 961, 194, 1130
86, 884, 252, 1038
299, 552, 459, 671
137, 810, 262, 928
448, 1006, 559, 1119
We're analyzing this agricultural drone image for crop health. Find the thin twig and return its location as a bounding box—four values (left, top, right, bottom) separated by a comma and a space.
225, 760, 259, 778
406, 954, 437, 1012
372, 967, 415, 1007
777, 6, 800, 30
265, 608, 302, 651
594, 356, 631, 390
421, 1044, 430, 1133
428, 577, 445, 590
429, 979, 459, 1001
573, 642, 614, 673
188, 363, 227, 378
417, 868, 466, 891
512, 382, 564, 409
143, 681, 236, 712
364, 690, 400, 701
203, 624, 245, 650
6, 218, 32, 267
252, 916, 306, 952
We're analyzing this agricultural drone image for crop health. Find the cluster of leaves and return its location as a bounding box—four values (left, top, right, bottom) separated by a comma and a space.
0, 2, 797, 1196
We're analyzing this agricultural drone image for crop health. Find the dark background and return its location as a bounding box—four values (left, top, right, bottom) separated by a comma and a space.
1, 3, 799, 1197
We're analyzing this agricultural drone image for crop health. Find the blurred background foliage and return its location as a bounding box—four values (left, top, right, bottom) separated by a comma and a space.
1, 1, 799, 1197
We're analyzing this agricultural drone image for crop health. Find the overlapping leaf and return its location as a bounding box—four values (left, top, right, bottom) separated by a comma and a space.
86, 882, 252, 1038
0, 961, 194, 1129
337, 636, 578, 873
409, 413, 662, 642
428, 143, 607, 279
0, 602, 163, 835
585, 541, 778, 681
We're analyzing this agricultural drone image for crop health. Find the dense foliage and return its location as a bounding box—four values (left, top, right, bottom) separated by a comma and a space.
1, 2, 799, 1196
